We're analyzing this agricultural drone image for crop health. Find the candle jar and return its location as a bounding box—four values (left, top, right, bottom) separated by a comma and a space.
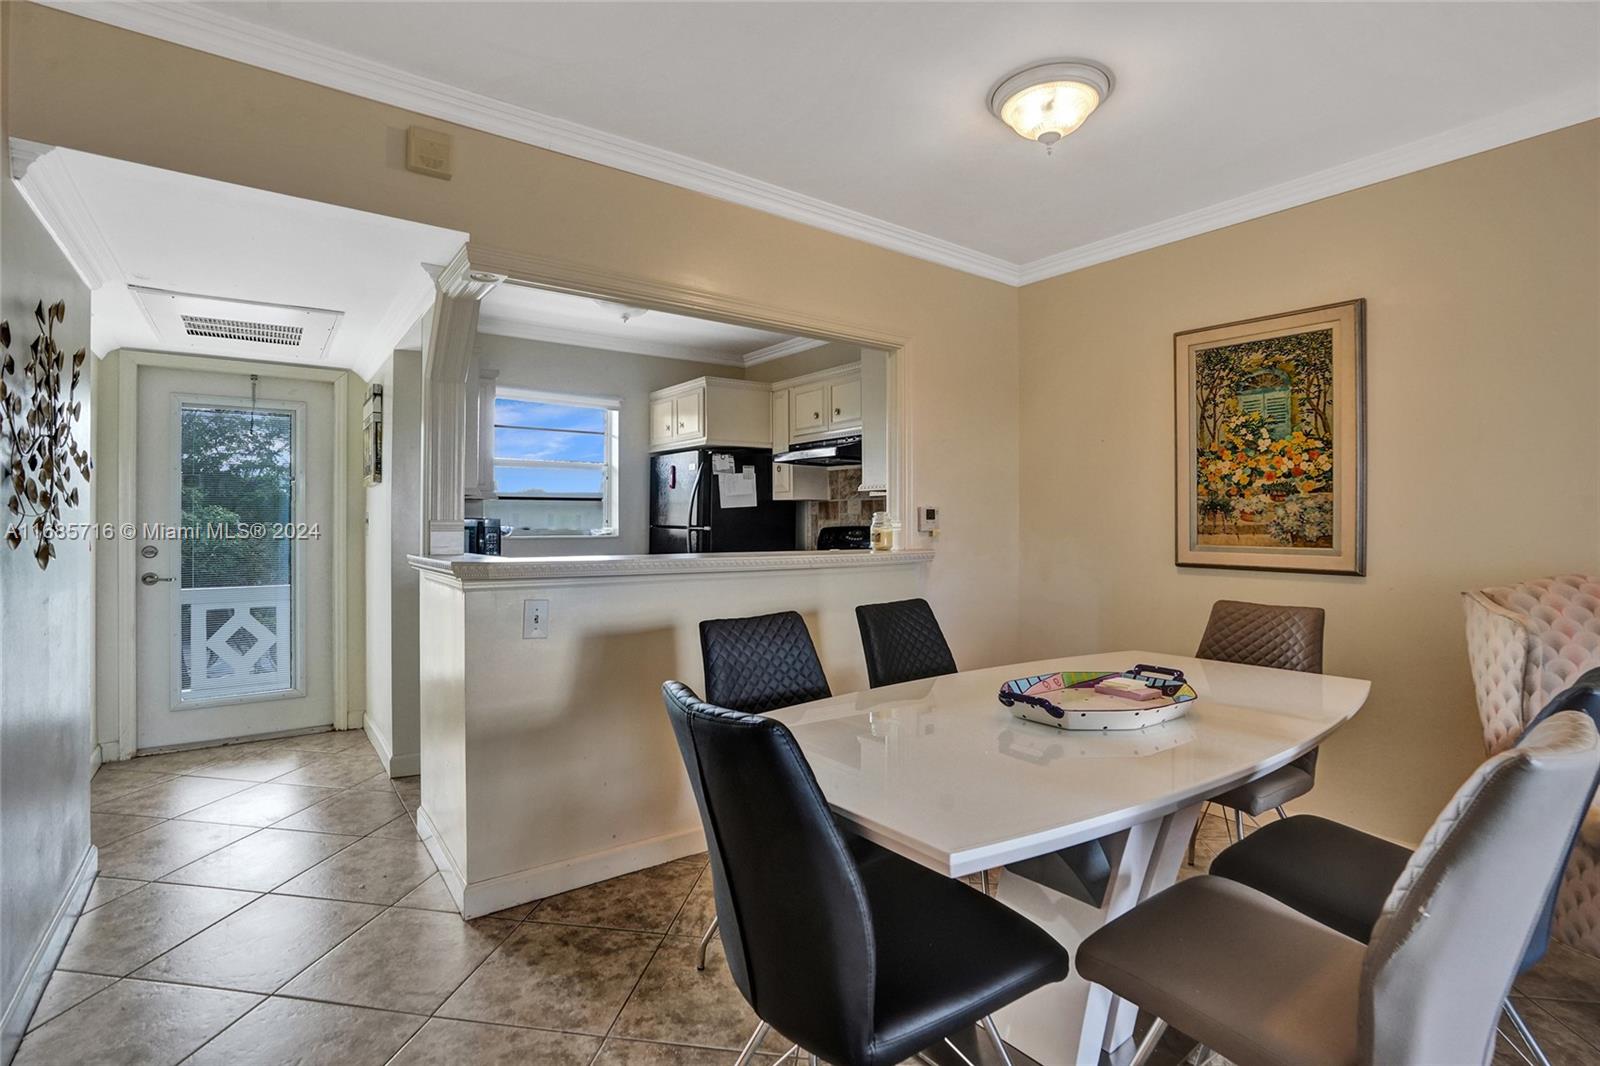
870, 512, 893, 552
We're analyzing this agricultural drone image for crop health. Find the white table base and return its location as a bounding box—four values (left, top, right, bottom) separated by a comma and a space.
988, 803, 1203, 1066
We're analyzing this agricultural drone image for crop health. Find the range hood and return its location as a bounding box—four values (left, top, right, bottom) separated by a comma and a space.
773, 434, 862, 467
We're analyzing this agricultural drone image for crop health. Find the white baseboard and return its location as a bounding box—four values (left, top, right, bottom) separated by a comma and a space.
89, 745, 103, 774
360, 714, 420, 778
1, 845, 98, 1063
96, 740, 121, 764
421, 814, 706, 920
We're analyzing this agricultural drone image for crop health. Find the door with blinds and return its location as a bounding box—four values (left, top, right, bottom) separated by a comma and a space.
134, 365, 335, 750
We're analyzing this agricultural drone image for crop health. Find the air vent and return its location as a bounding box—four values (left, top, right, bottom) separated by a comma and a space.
131, 286, 342, 361
181, 315, 305, 347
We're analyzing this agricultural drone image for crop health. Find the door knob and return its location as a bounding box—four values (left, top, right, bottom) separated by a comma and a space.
140, 571, 175, 586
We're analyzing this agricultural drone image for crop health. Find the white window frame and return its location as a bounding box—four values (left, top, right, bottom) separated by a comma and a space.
491, 386, 619, 538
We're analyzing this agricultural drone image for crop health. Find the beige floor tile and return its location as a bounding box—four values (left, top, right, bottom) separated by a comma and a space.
594, 1038, 741, 1065
273, 751, 385, 789
112, 746, 237, 775
612, 935, 759, 1050
83, 876, 147, 913
91, 775, 253, 818
25, 971, 115, 1032
280, 907, 514, 1014
484, 900, 539, 922
272, 788, 406, 836
667, 867, 715, 938
90, 812, 167, 847
273, 835, 437, 905
57, 882, 257, 976
185, 747, 317, 782
351, 771, 399, 792
1515, 943, 1600, 1002
395, 873, 458, 913
96, 820, 258, 881
369, 812, 421, 840
178, 782, 340, 827
533, 860, 702, 933
12, 979, 260, 1066
159, 828, 360, 892
391, 1017, 602, 1066
437, 921, 660, 1035
90, 770, 178, 807
186, 996, 425, 1066
275, 729, 375, 755
135, 893, 381, 993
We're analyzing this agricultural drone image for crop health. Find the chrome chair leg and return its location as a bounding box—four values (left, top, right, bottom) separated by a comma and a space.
1129, 1018, 1168, 1066
769, 1045, 800, 1065
1234, 808, 1245, 841
1274, 805, 1289, 820
1503, 999, 1553, 1066
980, 1015, 1015, 1066
696, 916, 719, 971
808, 1055, 819, 1066
733, 1021, 770, 1066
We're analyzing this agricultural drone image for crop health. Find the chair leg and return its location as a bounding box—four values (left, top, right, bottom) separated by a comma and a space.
1233, 808, 1245, 840
1129, 1018, 1168, 1066
1274, 805, 1289, 820
980, 1015, 1015, 1066
733, 1021, 770, 1066
1503, 999, 1553, 1066
696, 915, 719, 971
769, 1046, 800, 1065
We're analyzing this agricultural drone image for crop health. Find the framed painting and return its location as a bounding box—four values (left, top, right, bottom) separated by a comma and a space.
1174, 299, 1365, 575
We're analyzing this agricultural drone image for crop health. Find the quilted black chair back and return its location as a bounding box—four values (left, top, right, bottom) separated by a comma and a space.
700, 611, 831, 713
662, 682, 874, 1063
855, 598, 958, 688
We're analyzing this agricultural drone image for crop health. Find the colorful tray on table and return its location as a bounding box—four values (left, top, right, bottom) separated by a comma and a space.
999, 665, 1198, 731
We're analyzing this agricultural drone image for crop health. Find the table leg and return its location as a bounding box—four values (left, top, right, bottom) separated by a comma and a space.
987, 803, 1204, 1065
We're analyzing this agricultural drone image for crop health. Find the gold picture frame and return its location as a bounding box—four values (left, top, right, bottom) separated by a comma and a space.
1175, 299, 1366, 575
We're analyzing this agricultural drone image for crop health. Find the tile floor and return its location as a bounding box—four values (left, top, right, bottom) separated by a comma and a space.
17, 732, 1600, 1066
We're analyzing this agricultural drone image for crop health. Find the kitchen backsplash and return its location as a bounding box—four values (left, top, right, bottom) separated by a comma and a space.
799, 468, 887, 549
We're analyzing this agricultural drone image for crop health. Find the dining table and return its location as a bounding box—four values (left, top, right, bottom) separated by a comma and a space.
764, 649, 1371, 1066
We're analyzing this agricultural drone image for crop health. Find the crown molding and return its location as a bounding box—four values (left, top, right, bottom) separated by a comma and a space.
9, 138, 123, 291
357, 259, 451, 380
41, 4, 1600, 291
47, 1, 1019, 286
475, 314, 747, 367
740, 336, 828, 367
1013, 85, 1600, 285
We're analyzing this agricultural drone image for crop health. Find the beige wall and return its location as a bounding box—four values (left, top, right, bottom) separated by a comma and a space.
1018, 121, 1600, 844
5, 2, 1022, 673
743, 339, 862, 384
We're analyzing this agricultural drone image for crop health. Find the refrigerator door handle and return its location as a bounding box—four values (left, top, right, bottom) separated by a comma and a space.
685, 463, 705, 530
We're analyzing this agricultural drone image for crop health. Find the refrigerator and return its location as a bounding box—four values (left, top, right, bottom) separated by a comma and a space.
650, 447, 797, 553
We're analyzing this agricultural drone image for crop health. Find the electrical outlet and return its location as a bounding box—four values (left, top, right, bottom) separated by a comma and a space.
523, 599, 549, 639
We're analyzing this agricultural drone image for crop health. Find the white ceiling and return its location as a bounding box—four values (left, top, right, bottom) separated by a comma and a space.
475, 284, 820, 367
12, 141, 466, 376
55, 2, 1600, 284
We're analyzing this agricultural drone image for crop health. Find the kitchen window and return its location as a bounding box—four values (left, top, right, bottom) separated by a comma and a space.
484, 389, 618, 537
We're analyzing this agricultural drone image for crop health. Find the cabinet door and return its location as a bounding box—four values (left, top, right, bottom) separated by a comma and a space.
792, 385, 826, 433
828, 376, 862, 428
675, 388, 704, 439
650, 398, 676, 445
772, 461, 793, 498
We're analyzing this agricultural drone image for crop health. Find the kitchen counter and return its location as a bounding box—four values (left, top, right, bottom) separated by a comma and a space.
407, 548, 935, 584
405, 544, 933, 918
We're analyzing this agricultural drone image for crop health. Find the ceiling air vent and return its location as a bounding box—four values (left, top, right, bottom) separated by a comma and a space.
131, 286, 342, 361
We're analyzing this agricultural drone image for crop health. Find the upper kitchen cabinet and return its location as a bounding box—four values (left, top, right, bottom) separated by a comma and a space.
649, 376, 770, 451
782, 363, 863, 442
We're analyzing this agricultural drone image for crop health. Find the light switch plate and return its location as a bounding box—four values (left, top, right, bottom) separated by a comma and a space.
523, 599, 549, 639
917, 505, 939, 533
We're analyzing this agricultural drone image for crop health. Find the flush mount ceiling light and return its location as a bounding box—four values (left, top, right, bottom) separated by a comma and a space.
989, 60, 1113, 153
592, 298, 650, 323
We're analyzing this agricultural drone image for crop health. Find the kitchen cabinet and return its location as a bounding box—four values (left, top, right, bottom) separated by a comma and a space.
782, 364, 863, 443
649, 377, 770, 451
770, 387, 829, 501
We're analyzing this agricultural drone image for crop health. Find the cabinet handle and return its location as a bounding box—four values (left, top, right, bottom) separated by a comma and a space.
678, 421, 685, 431
813, 412, 820, 419
834, 408, 842, 416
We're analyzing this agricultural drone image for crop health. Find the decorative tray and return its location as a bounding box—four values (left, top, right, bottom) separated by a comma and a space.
999, 665, 1198, 731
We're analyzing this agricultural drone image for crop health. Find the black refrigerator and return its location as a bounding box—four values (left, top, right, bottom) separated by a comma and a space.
649, 447, 796, 553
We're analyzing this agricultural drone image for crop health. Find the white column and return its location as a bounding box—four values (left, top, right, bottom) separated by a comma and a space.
420, 248, 502, 555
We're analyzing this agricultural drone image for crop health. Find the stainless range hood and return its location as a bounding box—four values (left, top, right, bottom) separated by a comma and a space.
772, 434, 862, 467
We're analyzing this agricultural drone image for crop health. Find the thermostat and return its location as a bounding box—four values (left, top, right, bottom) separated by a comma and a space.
917, 505, 940, 534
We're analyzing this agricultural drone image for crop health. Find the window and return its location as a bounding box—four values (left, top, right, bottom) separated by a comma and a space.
485, 389, 618, 537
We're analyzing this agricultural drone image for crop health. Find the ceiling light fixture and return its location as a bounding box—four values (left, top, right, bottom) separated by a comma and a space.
592, 298, 651, 324
989, 60, 1113, 154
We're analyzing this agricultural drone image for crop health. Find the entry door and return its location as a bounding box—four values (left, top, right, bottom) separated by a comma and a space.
135, 366, 336, 749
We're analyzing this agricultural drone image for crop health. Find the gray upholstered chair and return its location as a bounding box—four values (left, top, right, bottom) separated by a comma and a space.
1078, 711, 1600, 1066
1196, 600, 1326, 839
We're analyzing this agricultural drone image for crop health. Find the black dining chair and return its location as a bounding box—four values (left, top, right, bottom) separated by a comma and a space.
1207, 668, 1600, 1066
855, 598, 958, 688
693, 610, 832, 968
663, 681, 1071, 1066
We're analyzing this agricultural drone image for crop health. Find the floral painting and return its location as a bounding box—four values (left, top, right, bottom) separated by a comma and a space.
1175, 301, 1365, 574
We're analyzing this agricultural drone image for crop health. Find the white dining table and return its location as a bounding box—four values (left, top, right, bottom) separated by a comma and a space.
765, 650, 1371, 1066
